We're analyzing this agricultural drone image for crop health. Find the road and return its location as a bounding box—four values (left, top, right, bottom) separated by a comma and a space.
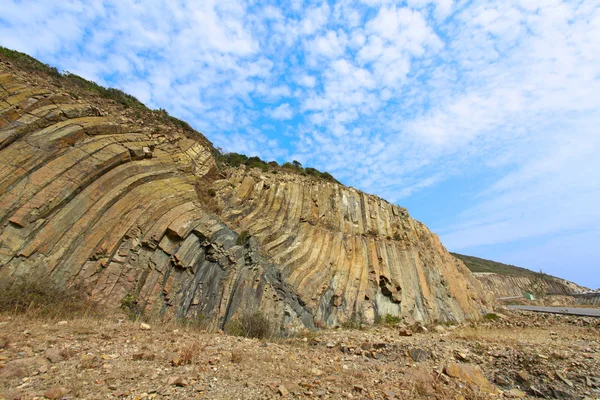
507, 305, 600, 317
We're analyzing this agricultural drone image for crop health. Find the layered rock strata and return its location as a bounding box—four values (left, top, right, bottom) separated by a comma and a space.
474, 272, 589, 298
0, 61, 490, 330
574, 293, 600, 307
215, 168, 490, 325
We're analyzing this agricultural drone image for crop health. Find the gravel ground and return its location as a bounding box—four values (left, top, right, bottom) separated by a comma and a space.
1, 309, 599, 400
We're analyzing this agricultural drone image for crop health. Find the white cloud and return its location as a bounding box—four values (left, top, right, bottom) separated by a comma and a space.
269, 103, 294, 120
305, 30, 348, 61
296, 74, 317, 88
1, 0, 599, 286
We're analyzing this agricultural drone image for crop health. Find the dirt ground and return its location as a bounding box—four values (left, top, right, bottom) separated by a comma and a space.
1, 310, 599, 400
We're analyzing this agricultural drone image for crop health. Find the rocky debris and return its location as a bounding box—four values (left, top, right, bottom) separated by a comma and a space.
0, 310, 599, 400
397, 327, 413, 337
43, 386, 69, 399
277, 384, 289, 397
505, 388, 527, 398
0, 356, 49, 378
454, 350, 469, 361
444, 363, 498, 394
353, 384, 366, 393
140, 323, 152, 331
517, 370, 531, 383
167, 376, 189, 387
44, 348, 66, 363
408, 348, 431, 362
556, 371, 574, 387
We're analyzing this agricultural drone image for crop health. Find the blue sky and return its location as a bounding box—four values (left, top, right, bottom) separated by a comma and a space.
1, 0, 599, 289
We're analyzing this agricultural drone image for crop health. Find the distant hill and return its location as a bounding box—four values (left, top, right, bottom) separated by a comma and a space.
453, 253, 593, 296
451, 253, 540, 277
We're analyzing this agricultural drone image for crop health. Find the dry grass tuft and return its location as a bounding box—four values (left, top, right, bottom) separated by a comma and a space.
194, 167, 222, 215
224, 312, 273, 339
179, 343, 202, 365
0, 279, 101, 319
231, 350, 244, 364
60, 348, 75, 360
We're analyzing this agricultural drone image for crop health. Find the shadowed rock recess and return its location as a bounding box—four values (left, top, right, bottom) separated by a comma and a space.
0, 61, 490, 331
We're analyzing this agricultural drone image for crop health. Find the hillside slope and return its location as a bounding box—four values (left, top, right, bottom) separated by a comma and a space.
0, 49, 490, 331
452, 253, 590, 297
451, 253, 540, 277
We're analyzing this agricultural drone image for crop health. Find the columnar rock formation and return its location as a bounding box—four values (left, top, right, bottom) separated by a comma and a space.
474, 272, 589, 298
213, 168, 490, 326
0, 59, 490, 331
574, 293, 600, 306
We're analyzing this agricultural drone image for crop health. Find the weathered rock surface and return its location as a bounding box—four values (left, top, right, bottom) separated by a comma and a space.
474, 272, 589, 298
0, 60, 490, 330
574, 293, 600, 306
215, 168, 490, 325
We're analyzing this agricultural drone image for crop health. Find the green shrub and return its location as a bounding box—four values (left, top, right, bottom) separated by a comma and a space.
179, 314, 211, 330
63, 72, 145, 109
0, 47, 60, 77
483, 313, 500, 321
214, 148, 339, 184
383, 314, 402, 325
224, 311, 272, 339
0, 46, 200, 136
121, 293, 143, 320
236, 230, 250, 246
342, 312, 366, 330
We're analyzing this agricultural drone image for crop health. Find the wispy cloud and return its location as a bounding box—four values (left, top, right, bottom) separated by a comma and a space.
1, 0, 599, 287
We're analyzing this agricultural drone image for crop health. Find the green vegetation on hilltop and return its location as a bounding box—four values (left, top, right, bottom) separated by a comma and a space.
1, 45, 340, 185
0, 46, 61, 76
451, 253, 541, 277
214, 150, 340, 184
0, 46, 195, 134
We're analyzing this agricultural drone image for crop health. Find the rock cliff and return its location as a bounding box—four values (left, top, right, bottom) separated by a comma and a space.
214, 168, 489, 326
473, 273, 586, 298
453, 252, 591, 300
0, 55, 490, 331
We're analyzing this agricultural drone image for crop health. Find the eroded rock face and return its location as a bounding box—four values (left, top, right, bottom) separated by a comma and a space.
0, 63, 490, 330
215, 168, 491, 325
474, 273, 588, 298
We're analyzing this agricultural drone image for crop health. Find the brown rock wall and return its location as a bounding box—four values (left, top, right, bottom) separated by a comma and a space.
0, 67, 313, 332
474, 273, 586, 298
0, 63, 490, 330
216, 168, 491, 325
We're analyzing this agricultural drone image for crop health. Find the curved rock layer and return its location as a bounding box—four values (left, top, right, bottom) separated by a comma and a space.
216, 169, 490, 325
0, 64, 490, 329
0, 67, 313, 331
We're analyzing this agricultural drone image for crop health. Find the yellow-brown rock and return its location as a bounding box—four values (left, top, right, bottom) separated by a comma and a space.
0, 58, 490, 331
444, 363, 498, 394
474, 272, 588, 298
215, 168, 491, 325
